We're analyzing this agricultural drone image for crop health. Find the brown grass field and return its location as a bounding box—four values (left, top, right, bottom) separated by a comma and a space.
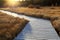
0, 12, 28, 40
0, 7, 60, 36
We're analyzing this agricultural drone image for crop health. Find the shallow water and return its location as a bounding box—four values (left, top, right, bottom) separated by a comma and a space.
0, 10, 60, 40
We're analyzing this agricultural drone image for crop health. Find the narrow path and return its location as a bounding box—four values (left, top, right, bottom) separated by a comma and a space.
0, 10, 60, 40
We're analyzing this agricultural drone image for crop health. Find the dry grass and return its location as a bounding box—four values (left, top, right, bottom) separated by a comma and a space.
0, 7, 60, 36
0, 12, 28, 40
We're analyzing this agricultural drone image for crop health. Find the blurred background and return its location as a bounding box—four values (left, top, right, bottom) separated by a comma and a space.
0, 0, 60, 7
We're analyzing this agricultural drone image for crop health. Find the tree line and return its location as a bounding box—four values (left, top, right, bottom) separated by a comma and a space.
0, 0, 60, 7
40, 0, 60, 6
30, 0, 60, 6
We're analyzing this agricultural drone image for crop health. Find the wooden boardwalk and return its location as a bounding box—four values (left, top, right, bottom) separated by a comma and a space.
0, 10, 60, 40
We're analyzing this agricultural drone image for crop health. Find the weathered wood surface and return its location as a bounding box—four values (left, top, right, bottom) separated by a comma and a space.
0, 10, 60, 40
